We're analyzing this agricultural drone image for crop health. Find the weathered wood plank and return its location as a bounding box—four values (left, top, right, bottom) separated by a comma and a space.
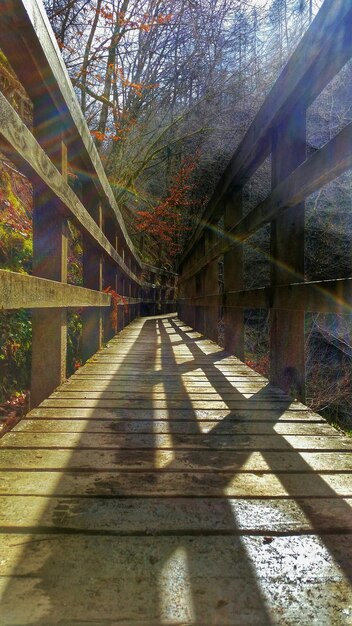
38, 398, 306, 410
13, 419, 330, 435
1, 532, 351, 626
0, 269, 111, 309
27, 407, 320, 421
0, 496, 351, 533
50, 390, 287, 400
0, 467, 351, 497
0, 445, 351, 472
180, 277, 352, 314
1, 432, 347, 451
59, 381, 270, 391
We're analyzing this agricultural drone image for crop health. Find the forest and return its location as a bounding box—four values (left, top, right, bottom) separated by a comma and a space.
0, 0, 352, 433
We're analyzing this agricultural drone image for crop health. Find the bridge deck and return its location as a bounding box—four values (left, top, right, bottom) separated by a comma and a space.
0, 314, 351, 625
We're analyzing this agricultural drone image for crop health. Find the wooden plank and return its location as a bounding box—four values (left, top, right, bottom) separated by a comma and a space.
27, 407, 320, 421
2, 432, 347, 452
267, 278, 352, 313
181, 1, 352, 259
13, 419, 330, 436
0, 496, 351, 533
0, 468, 351, 497
0, 444, 352, 468
0, 270, 111, 309
72, 367, 275, 376
54, 389, 285, 398
60, 379, 269, 387
0, 92, 140, 285
182, 277, 352, 314
38, 397, 306, 410
0, 532, 350, 626
2, 537, 348, 621
55, 385, 280, 397
225, 278, 352, 313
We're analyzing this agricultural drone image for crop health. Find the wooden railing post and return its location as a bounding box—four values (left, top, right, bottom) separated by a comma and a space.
103, 262, 115, 342
124, 260, 129, 326
270, 106, 306, 400
189, 272, 196, 328
127, 277, 132, 324
115, 236, 125, 330
204, 230, 219, 342
224, 192, 244, 358
131, 260, 137, 320
193, 237, 205, 333
177, 269, 184, 321
31, 103, 68, 406
195, 271, 205, 334
102, 214, 117, 341
82, 202, 103, 361
136, 267, 141, 317
183, 274, 193, 327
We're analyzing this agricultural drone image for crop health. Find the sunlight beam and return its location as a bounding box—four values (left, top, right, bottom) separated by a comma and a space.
159, 547, 196, 625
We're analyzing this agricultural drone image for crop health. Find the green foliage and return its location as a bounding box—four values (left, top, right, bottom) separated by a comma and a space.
67, 220, 83, 286
0, 160, 33, 405
0, 310, 31, 403
0, 162, 33, 272
0, 223, 32, 272
67, 311, 82, 376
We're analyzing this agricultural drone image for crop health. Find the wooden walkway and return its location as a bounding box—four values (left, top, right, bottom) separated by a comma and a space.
0, 314, 352, 625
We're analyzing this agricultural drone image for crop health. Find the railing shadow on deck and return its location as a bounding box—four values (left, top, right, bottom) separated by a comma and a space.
0, 314, 351, 624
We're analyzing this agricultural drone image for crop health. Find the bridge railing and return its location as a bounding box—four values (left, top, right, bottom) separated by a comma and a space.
177, 0, 352, 401
0, 0, 144, 406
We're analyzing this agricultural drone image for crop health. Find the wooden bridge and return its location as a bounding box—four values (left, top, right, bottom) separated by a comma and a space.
0, 0, 352, 623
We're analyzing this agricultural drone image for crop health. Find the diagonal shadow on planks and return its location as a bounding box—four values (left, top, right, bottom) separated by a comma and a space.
0, 313, 351, 625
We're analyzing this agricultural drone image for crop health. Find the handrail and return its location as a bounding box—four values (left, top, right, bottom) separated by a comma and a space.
0, 0, 146, 406
177, 0, 352, 402
180, 0, 352, 262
